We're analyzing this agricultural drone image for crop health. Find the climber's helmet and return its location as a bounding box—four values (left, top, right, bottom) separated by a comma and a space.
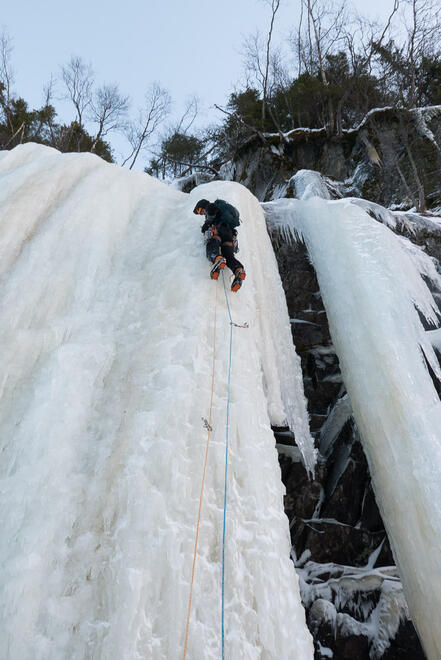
193, 199, 210, 215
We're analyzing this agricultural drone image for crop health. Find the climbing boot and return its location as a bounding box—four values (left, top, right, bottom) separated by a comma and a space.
210, 256, 226, 280
231, 268, 246, 292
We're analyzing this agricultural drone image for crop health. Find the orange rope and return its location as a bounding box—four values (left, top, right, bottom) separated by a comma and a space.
183, 281, 219, 660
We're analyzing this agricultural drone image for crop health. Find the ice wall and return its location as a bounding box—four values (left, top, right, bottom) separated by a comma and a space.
265, 193, 441, 660
0, 144, 314, 659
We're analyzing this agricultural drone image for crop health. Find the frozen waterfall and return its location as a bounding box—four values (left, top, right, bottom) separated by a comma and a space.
0, 144, 315, 659
265, 183, 441, 660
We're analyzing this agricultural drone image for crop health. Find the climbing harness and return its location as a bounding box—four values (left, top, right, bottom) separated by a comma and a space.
183, 272, 248, 660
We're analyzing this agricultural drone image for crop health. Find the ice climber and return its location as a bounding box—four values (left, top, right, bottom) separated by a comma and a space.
193, 198, 246, 292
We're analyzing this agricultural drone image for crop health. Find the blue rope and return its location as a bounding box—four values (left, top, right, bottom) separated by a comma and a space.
222, 269, 233, 325
221, 271, 233, 660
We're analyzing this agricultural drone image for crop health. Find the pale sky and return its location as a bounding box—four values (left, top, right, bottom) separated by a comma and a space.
2, 0, 398, 168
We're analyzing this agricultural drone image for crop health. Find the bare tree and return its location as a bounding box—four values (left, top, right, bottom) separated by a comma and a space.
304, 0, 347, 85
33, 76, 57, 143
306, 0, 347, 130
61, 56, 94, 128
403, 0, 441, 107
154, 95, 202, 176
288, 0, 348, 132
0, 29, 15, 133
262, 0, 281, 121
175, 95, 199, 134
42, 76, 56, 107
89, 84, 129, 153
122, 83, 170, 170
243, 0, 281, 123
344, 1, 399, 77
243, 32, 264, 86
296, 0, 305, 77
330, 2, 400, 134
291, 0, 347, 79
290, 0, 401, 134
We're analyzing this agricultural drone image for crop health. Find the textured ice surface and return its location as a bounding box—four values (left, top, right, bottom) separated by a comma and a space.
265, 189, 441, 660
291, 170, 331, 202
0, 144, 314, 659
318, 394, 352, 458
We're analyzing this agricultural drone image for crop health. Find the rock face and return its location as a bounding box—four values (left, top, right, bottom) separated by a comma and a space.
271, 233, 431, 659
229, 106, 441, 212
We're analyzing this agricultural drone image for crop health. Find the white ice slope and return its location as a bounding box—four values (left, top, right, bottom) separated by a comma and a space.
0, 144, 314, 659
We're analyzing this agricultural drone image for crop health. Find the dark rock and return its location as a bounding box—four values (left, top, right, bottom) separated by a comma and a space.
334, 634, 370, 660
361, 483, 386, 533
233, 107, 441, 210
292, 517, 386, 566
281, 457, 323, 521
321, 438, 367, 526
382, 621, 427, 659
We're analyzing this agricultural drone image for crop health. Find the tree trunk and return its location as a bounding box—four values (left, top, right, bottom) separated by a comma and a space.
406, 143, 426, 212
396, 160, 418, 210
327, 97, 335, 136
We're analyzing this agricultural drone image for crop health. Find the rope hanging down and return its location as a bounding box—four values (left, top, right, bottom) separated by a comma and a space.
220, 270, 248, 659
183, 271, 248, 660
182, 281, 219, 660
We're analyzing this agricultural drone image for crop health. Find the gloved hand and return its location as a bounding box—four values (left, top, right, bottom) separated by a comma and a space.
201, 221, 210, 233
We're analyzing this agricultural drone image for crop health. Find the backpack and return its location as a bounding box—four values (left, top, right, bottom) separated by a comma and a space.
214, 199, 241, 229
